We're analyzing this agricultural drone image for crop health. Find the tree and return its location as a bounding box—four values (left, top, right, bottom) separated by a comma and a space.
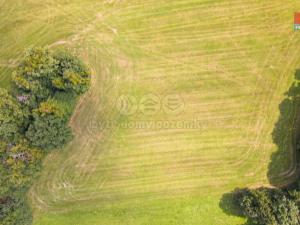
0, 140, 40, 225
12, 47, 58, 101
0, 193, 32, 225
238, 188, 300, 225
0, 47, 90, 225
0, 89, 25, 142
12, 47, 90, 103
25, 99, 72, 150
0, 140, 42, 189
52, 50, 90, 94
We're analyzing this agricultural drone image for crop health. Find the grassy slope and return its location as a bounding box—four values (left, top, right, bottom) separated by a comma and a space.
1, 0, 300, 224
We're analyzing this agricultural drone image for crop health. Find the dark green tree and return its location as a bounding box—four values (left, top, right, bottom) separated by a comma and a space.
0, 89, 25, 142
0, 193, 32, 225
25, 99, 72, 150
238, 188, 300, 225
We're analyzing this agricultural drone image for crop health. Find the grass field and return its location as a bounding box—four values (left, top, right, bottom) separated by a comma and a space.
1, 0, 300, 224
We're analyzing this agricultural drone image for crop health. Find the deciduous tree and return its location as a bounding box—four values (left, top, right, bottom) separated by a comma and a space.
12, 47, 58, 100
25, 99, 72, 150
238, 188, 300, 225
52, 50, 90, 94
0, 89, 25, 142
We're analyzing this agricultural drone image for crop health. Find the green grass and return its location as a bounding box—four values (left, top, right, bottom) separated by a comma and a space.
31, 196, 243, 225
1, 0, 300, 224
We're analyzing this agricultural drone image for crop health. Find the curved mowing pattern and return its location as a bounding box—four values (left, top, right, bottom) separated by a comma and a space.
1, 0, 300, 224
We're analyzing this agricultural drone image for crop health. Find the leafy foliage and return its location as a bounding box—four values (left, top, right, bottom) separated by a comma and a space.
26, 99, 72, 150
0, 47, 90, 224
52, 50, 90, 94
0, 140, 43, 188
237, 188, 300, 225
0, 89, 25, 142
0, 194, 32, 225
12, 47, 57, 100
12, 48, 90, 102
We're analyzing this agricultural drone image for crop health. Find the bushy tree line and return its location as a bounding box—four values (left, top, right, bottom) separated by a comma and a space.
0, 47, 90, 224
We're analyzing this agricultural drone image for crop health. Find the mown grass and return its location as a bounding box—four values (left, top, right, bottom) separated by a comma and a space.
1, 0, 300, 224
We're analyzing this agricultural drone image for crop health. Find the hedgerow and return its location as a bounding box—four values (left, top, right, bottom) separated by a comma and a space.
0, 47, 90, 224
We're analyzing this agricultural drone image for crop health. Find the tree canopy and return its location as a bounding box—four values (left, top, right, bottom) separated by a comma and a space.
12, 47, 57, 100
236, 188, 300, 225
0, 140, 42, 188
52, 50, 90, 94
26, 99, 72, 150
0, 47, 90, 225
12, 48, 90, 101
0, 89, 25, 142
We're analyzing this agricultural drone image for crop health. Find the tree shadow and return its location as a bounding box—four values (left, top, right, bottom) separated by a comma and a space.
219, 190, 243, 217
219, 189, 255, 225
267, 69, 300, 186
